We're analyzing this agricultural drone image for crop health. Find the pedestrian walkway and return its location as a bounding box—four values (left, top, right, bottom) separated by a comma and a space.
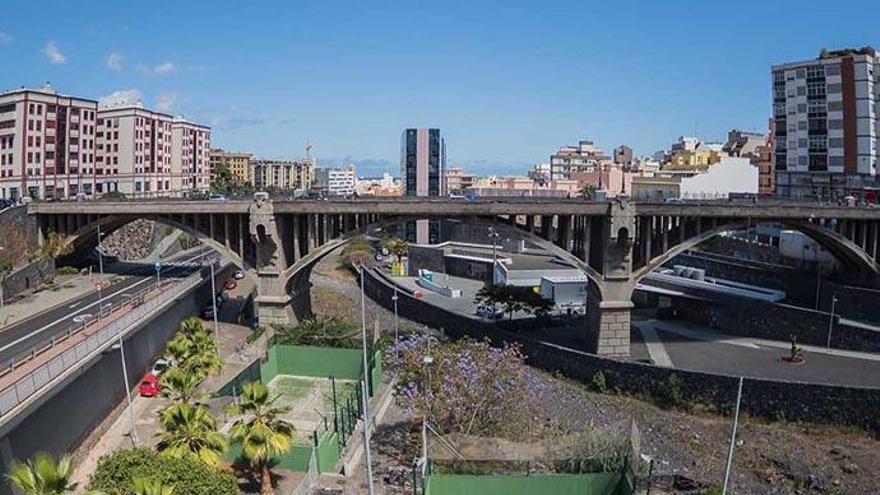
0, 272, 116, 330
71, 279, 261, 487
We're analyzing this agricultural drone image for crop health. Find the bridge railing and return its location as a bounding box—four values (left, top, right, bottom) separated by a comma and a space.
0, 257, 223, 418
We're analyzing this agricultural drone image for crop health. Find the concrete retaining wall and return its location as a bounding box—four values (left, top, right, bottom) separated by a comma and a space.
363, 269, 880, 433
1, 257, 56, 302
0, 265, 233, 490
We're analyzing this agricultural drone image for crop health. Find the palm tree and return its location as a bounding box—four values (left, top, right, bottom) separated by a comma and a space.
161, 367, 203, 405
6, 453, 76, 495
165, 333, 193, 366
132, 478, 174, 495
180, 317, 204, 335
156, 404, 227, 467
383, 237, 409, 263
228, 382, 294, 495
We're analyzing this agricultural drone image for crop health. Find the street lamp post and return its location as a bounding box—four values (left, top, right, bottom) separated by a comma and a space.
357, 264, 375, 495
116, 327, 138, 446
488, 227, 501, 318
210, 260, 219, 341
826, 294, 838, 351
392, 288, 399, 343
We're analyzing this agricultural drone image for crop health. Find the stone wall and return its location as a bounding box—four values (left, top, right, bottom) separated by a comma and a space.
1, 257, 56, 303
407, 245, 446, 277
363, 269, 880, 433
0, 206, 39, 269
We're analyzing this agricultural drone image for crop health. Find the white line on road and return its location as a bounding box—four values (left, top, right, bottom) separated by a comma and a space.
635, 323, 674, 367
68, 302, 82, 309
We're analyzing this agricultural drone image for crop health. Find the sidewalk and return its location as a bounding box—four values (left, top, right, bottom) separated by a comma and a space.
71, 277, 258, 486
0, 272, 116, 329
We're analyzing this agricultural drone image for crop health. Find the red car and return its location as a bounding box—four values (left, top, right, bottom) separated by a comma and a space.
224, 279, 237, 290
138, 373, 162, 397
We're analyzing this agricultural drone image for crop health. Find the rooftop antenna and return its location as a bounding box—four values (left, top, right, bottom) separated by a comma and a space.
305, 141, 313, 162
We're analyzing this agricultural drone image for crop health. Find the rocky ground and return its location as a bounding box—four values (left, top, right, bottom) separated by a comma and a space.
309, 251, 880, 495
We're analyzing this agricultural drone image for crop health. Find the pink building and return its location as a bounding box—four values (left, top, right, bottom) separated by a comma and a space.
570, 165, 633, 197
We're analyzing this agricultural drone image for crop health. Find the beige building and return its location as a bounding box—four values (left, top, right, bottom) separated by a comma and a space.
0, 84, 98, 200
444, 166, 476, 192
252, 158, 314, 191
209, 149, 252, 185
171, 118, 211, 194
96, 105, 174, 197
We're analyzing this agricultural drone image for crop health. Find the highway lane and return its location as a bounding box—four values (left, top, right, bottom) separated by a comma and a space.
0, 249, 215, 367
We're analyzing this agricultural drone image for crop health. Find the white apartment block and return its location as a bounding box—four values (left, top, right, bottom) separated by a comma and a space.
96, 105, 174, 197
772, 47, 880, 198
252, 158, 314, 191
171, 119, 211, 195
0, 84, 98, 200
314, 165, 357, 196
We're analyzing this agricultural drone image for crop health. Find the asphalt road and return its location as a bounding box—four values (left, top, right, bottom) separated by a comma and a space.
0, 249, 213, 367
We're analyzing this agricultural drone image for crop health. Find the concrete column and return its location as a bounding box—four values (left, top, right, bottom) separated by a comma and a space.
540, 215, 551, 240
525, 215, 535, 233
661, 216, 668, 254
224, 214, 232, 252
585, 281, 633, 358
209, 213, 215, 242
305, 214, 315, 253
582, 216, 592, 265
292, 215, 301, 262
238, 215, 245, 263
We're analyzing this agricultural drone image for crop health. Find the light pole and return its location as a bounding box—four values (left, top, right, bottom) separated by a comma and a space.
357, 264, 375, 495
826, 294, 838, 351
392, 288, 399, 343
814, 269, 821, 311
721, 376, 744, 495
154, 260, 161, 290
488, 227, 501, 318
210, 260, 219, 342
116, 327, 139, 446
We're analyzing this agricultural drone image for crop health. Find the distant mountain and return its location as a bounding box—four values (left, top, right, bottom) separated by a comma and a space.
318, 157, 534, 179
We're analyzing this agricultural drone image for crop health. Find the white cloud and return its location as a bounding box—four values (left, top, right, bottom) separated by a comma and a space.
137, 61, 177, 77
98, 89, 143, 109
0, 32, 12, 45
155, 93, 178, 112
106, 52, 124, 71
43, 40, 66, 64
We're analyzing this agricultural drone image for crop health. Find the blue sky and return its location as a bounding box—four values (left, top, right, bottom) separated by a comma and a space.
1, 0, 878, 176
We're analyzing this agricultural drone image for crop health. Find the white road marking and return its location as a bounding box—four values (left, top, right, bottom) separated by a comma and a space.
635, 323, 674, 367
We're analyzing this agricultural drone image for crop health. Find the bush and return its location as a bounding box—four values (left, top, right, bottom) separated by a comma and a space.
660, 374, 694, 411
56, 266, 79, 276
589, 371, 607, 394
87, 448, 237, 495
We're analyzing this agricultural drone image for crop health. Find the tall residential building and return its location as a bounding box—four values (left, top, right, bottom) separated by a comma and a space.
314, 165, 357, 196
208, 149, 253, 185
444, 166, 476, 192
772, 47, 880, 198
401, 128, 445, 243
0, 84, 98, 200
171, 118, 211, 194
549, 139, 610, 180
96, 105, 174, 197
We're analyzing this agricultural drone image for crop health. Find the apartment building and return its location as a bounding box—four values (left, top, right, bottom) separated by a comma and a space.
549, 139, 611, 180
0, 84, 98, 200
208, 149, 253, 185
314, 165, 356, 196
444, 166, 476, 193
252, 158, 314, 191
96, 105, 174, 197
772, 47, 880, 198
756, 119, 776, 195
613, 145, 633, 169
171, 119, 211, 194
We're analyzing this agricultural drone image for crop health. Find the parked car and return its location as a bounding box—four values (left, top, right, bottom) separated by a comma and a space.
233, 270, 245, 280
224, 279, 237, 290
150, 358, 170, 376
201, 304, 215, 319
475, 304, 504, 320
138, 374, 161, 397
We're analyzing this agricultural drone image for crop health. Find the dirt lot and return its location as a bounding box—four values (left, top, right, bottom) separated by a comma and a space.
310, 252, 880, 495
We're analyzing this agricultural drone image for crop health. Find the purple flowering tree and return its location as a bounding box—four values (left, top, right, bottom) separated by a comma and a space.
385, 335, 539, 439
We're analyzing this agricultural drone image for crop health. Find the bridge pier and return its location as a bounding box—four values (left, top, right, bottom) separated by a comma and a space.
585, 280, 634, 358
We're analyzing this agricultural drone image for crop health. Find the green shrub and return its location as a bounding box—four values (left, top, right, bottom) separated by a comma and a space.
87, 448, 237, 495
56, 266, 79, 276
273, 315, 361, 348
660, 374, 694, 411
589, 371, 608, 394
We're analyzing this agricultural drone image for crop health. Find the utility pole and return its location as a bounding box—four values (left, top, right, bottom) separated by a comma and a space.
826, 294, 838, 351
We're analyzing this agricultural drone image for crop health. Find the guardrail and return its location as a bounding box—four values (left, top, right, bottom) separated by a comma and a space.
0, 256, 224, 418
